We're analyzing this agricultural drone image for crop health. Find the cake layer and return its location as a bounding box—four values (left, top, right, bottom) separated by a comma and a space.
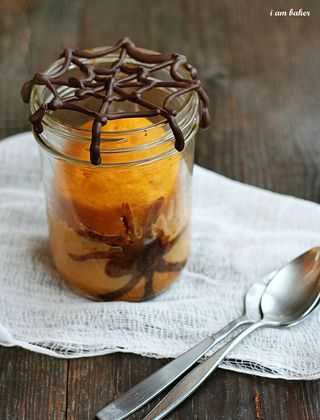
53, 118, 181, 235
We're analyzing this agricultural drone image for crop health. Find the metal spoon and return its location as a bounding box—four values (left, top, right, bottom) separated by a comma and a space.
96, 272, 274, 420
144, 247, 320, 420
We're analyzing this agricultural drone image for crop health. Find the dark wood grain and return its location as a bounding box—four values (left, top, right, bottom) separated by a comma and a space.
0, 0, 320, 419
0, 348, 68, 420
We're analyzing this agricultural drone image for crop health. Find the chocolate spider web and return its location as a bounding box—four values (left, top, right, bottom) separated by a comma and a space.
21, 37, 210, 165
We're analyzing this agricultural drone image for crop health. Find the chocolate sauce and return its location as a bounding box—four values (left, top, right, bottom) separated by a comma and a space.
68, 200, 187, 300
21, 37, 210, 165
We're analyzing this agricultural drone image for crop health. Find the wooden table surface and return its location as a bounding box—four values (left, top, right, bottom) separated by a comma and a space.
1, 1, 320, 419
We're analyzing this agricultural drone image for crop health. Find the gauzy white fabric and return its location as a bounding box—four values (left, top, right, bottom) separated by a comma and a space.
0, 132, 320, 380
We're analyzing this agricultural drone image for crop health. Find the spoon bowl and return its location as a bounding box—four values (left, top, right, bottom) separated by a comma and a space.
261, 247, 320, 325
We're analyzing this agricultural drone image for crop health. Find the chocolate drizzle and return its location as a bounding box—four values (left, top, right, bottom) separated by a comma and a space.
21, 37, 210, 165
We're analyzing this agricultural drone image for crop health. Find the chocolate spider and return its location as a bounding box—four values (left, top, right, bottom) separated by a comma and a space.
69, 197, 187, 300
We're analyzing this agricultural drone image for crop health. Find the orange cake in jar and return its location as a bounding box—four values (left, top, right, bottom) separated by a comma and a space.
21, 38, 210, 301
49, 118, 190, 300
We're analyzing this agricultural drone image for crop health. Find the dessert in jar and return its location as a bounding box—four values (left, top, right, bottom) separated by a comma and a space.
21, 38, 210, 301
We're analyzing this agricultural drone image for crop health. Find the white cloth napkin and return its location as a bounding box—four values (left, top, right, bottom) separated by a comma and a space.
1, 132, 320, 380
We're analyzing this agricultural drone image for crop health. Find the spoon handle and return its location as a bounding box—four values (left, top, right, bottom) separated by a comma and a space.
96, 315, 250, 420
143, 320, 265, 420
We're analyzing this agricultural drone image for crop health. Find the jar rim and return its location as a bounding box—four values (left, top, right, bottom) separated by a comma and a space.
30, 48, 200, 166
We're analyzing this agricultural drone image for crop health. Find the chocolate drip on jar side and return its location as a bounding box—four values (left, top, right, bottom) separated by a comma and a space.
21, 37, 210, 165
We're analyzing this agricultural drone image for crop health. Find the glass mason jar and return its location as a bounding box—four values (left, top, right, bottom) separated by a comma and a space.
29, 51, 200, 301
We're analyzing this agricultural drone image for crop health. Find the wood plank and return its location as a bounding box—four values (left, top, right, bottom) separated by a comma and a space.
65, 354, 166, 419
0, 348, 68, 420
190, 0, 320, 202
0, 0, 85, 139
66, 355, 320, 420
0, 0, 34, 139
